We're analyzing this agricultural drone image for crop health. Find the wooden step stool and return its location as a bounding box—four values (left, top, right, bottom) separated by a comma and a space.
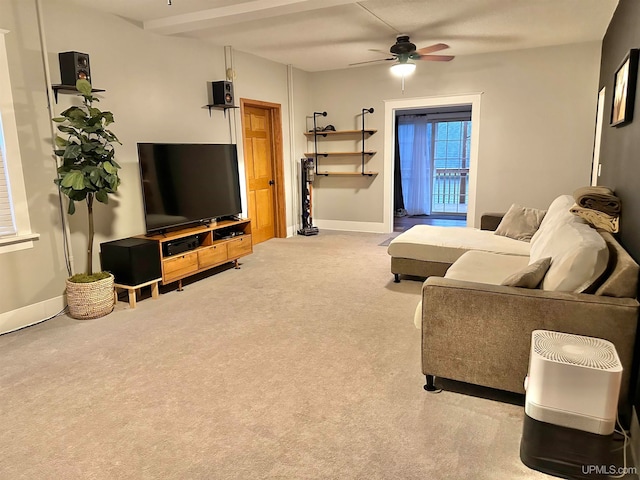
114, 278, 161, 309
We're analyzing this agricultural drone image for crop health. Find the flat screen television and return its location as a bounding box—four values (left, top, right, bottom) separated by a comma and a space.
137, 143, 242, 234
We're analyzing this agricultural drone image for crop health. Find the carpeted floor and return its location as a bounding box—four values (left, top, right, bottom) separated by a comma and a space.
0, 231, 555, 479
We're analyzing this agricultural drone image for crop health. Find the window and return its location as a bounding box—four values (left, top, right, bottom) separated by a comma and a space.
397, 107, 472, 216
0, 29, 37, 252
432, 119, 471, 214
0, 121, 16, 236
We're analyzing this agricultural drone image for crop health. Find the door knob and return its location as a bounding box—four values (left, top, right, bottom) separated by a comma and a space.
269, 180, 275, 185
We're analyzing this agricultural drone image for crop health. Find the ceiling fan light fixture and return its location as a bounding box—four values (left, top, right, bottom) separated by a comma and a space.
390, 61, 416, 77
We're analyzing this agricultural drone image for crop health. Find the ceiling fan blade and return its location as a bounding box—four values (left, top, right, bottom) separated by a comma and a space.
418, 54, 455, 62
367, 48, 389, 54
349, 57, 394, 66
416, 43, 450, 55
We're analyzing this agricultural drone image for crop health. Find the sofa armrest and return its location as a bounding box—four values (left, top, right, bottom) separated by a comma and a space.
480, 213, 504, 231
421, 277, 638, 410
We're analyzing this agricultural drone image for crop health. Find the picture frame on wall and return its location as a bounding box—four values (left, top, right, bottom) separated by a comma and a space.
610, 48, 638, 126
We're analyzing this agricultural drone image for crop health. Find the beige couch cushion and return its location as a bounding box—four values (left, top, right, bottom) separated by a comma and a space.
444, 250, 530, 285
501, 257, 552, 288
387, 225, 530, 264
494, 204, 546, 241
530, 219, 609, 293
531, 194, 587, 245
595, 231, 639, 298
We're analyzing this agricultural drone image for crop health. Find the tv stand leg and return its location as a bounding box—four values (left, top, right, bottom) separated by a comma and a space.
177, 279, 183, 292
234, 259, 240, 269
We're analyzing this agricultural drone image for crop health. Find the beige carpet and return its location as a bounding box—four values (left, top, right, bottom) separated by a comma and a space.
0, 231, 554, 479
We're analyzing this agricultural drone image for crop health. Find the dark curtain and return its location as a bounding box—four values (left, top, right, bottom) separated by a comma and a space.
393, 119, 405, 211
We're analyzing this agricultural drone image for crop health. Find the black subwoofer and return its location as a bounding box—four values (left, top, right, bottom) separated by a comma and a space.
59, 51, 91, 86
211, 81, 234, 106
100, 238, 161, 286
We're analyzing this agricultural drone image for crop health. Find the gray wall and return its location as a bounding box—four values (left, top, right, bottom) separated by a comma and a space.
596, 0, 640, 410
308, 42, 602, 228
0, 0, 69, 316
598, 0, 640, 261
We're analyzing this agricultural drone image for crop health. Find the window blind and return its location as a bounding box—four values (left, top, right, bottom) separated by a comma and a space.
0, 144, 17, 237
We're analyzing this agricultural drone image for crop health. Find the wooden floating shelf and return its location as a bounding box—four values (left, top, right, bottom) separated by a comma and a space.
317, 171, 378, 176
304, 151, 376, 157
304, 129, 377, 137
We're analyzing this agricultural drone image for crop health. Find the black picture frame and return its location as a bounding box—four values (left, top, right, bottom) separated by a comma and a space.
611, 49, 639, 127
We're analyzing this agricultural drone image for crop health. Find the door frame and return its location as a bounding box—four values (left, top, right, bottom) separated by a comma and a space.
239, 98, 287, 239
384, 93, 482, 232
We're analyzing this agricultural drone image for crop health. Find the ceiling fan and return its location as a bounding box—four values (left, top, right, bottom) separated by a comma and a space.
350, 34, 455, 73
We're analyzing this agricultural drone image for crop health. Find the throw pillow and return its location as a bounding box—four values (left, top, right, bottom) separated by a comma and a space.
494, 204, 547, 242
501, 257, 552, 289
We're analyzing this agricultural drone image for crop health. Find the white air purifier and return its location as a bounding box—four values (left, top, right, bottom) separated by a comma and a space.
521, 330, 623, 479
524, 330, 622, 435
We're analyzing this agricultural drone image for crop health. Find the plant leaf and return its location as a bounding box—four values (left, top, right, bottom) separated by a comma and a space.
61, 170, 86, 190
68, 200, 76, 215
95, 190, 108, 204
76, 79, 92, 96
103, 161, 116, 174
55, 136, 69, 147
63, 144, 82, 159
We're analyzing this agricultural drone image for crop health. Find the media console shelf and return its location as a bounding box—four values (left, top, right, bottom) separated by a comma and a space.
140, 219, 252, 290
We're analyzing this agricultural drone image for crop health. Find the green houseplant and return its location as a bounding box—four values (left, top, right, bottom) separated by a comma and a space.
53, 79, 121, 319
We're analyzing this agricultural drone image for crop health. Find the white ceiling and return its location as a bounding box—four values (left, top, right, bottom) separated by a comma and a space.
65, 0, 618, 72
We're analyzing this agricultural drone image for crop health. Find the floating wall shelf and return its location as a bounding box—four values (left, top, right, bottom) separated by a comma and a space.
303, 129, 377, 137
316, 171, 378, 177
304, 151, 376, 157
51, 84, 105, 103
204, 104, 239, 117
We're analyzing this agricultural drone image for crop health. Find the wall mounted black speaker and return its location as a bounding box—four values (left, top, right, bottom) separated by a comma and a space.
59, 51, 91, 86
211, 81, 234, 106
100, 238, 161, 286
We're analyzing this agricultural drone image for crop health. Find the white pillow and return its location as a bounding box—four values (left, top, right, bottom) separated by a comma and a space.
529, 221, 608, 292
531, 195, 586, 245
414, 301, 422, 329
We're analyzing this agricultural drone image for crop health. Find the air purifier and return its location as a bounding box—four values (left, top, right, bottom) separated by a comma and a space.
520, 330, 623, 479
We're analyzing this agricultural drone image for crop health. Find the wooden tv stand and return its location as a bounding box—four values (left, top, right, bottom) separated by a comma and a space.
140, 219, 252, 289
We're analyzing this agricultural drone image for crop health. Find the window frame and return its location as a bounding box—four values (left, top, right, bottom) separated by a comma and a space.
0, 29, 38, 253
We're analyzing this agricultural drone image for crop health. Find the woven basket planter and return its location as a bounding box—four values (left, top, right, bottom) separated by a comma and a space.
66, 273, 115, 320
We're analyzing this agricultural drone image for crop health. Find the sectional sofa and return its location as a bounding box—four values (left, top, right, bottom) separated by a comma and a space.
388, 195, 639, 410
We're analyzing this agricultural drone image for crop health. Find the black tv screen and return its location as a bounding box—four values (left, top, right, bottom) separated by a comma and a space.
137, 143, 242, 233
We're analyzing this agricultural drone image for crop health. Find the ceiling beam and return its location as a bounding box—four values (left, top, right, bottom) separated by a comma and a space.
144, 0, 359, 35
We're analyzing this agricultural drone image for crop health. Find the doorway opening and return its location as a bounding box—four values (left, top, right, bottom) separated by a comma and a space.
383, 93, 481, 233
394, 105, 471, 232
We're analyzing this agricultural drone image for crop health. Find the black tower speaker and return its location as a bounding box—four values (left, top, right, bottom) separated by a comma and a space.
59, 51, 91, 86
211, 81, 234, 106
100, 238, 161, 286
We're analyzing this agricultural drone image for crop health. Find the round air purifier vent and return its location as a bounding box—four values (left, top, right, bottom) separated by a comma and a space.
533, 330, 620, 370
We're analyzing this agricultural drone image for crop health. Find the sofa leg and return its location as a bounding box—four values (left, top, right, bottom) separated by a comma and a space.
394, 273, 400, 283
424, 375, 438, 392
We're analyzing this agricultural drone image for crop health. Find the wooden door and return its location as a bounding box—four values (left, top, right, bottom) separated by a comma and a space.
243, 105, 276, 244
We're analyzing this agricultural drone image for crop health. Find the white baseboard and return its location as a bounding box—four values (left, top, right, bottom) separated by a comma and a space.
630, 406, 640, 469
313, 219, 388, 234
0, 295, 66, 335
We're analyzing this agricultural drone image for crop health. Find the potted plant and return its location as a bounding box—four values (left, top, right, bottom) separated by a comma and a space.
53, 79, 121, 319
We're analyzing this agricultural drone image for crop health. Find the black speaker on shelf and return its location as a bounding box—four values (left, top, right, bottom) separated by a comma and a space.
211, 80, 234, 106
59, 51, 91, 86
100, 238, 161, 286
